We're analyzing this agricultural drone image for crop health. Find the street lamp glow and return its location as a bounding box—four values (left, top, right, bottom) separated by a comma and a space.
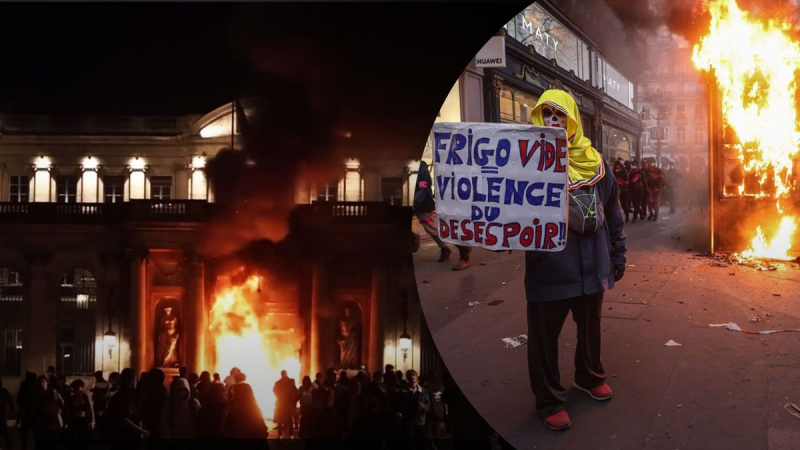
191, 155, 207, 170
398, 333, 412, 352
129, 157, 146, 171
345, 158, 360, 170
104, 328, 117, 359
82, 156, 98, 170
34, 156, 52, 170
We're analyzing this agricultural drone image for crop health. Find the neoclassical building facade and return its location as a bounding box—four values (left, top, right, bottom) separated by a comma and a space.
0, 103, 427, 387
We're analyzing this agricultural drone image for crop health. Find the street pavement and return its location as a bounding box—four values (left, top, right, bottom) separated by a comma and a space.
414, 209, 800, 450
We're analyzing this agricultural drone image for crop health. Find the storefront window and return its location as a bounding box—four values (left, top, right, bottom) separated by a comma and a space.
499, 86, 538, 124
505, 3, 590, 81
606, 128, 632, 160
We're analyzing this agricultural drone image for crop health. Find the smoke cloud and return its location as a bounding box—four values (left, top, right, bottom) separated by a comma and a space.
201, 22, 345, 258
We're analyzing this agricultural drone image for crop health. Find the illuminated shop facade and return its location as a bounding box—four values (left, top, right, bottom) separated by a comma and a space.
422, 1, 643, 165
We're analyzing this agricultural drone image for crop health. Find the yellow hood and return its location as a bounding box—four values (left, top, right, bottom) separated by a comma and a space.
530, 89, 605, 189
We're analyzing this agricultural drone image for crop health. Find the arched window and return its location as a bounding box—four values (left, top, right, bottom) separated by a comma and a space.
57, 269, 97, 376
0, 268, 24, 376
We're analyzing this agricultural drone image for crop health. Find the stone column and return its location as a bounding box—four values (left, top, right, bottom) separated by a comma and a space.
26, 252, 53, 373
368, 265, 385, 373
128, 248, 148, 374
185, 254, 206, 374
310, 261, 327, 378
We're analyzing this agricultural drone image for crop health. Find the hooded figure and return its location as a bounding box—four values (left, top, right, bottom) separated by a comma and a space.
613, 160, 630, 222
161, 378, 200, 439
627, 160, 646, 222
413, 160, 453, 262
525, 89, 627, 431
413, 161, 435, 214
530, 89, 605, 190
644, 161, 664, 220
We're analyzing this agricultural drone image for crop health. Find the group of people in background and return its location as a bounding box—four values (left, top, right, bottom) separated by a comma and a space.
0, 364, 449, 447
612, 157, 707, 223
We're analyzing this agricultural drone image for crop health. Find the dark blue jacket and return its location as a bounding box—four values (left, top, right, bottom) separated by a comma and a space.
525, 161, 627, 302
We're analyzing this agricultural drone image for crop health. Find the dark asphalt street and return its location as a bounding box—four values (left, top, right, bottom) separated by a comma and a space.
414, 209, 800, 450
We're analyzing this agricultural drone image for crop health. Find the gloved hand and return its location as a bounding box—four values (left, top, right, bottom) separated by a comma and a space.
614, 264, 626, 281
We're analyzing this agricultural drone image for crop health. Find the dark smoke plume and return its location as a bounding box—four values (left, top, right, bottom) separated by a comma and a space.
201, 8, 348, 258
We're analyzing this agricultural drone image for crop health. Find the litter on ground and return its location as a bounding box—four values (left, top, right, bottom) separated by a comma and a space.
664, 340, 682, 347
784, 403, 800, 421
502, 335, 528, 349
709, 322, 800, 335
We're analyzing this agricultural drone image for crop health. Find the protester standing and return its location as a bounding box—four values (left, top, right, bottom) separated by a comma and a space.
161, 378, 200, 439
613, 160, 630, 222
639, 159, 650, 219
197, 383, 228, 439
413, 160, 453, 263
223, 383, 269, 439
64, 380, 93, 440
0, 376, 14, 450
627, 160, 646, 223
16, 372, 39, 450
644, 160, 664, 220
273, 370, 299, 438
526, 89, 627, 431
405, 370, 431, 439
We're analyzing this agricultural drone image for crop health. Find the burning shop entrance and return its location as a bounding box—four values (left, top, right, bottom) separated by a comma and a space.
695, 0, 800, 261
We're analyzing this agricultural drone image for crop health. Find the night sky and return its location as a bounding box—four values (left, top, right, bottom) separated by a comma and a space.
0, 3, 238, 115
0, 3, 527, 150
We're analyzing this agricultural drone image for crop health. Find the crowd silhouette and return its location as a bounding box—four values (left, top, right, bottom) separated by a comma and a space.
0, 363, 450, 447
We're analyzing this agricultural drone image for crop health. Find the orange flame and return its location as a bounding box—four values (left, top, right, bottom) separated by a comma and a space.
693, 0, 798, 260
209, 271, 302, 418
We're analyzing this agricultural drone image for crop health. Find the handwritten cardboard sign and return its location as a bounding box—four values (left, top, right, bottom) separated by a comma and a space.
433, 123, 568, 252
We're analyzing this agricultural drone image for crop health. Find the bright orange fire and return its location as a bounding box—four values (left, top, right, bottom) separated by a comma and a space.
209, 271, 302, 418
693, 0, 799, 260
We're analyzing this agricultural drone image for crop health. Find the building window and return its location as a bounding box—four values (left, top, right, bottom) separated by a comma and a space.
9, 176, 29, 203
677, 127, 686, 144
57, 269, 97, 377
499, 88, 515, 123
500, 87, 538, 124
695, 104, 703, 118
150, 176, 172, 200
677, 105, 686, 120
57, 176, 77, 203
104, 177, 124, 203
0, 268, 23, 376
694, 128, 704, 144
664, 127, 669, 141
381, 177, 403, 205
316, 181, 339, 202
343, 161, 363, 202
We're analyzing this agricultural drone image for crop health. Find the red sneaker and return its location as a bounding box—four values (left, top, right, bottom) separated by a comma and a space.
543, 410, 571, 431
572, 382, 613, 401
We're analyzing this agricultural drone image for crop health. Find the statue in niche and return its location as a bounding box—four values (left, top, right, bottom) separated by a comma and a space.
155, 306, 181, 368
336, 306, 361, 369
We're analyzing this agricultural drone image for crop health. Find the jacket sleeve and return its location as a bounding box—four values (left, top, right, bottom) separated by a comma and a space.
604, 164, 627, 266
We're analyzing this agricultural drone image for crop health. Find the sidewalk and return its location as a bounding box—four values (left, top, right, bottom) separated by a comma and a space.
414, 210, 800, 450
